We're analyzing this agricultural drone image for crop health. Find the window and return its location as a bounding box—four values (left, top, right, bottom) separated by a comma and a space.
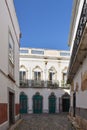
49, 72, 53, 81
49, 67, 56, 81
20, 49, 28, 54
63, 73, 67, 81
60, 52, 70, 56
9, 33, 14, 64
34, 71, 41, 80
62, 73, 67, 85
31, 50, 44, 55
8, 32, 14, 78
33, 66, 42, 81
20, 71, 26, 81
49, 72, 56, 81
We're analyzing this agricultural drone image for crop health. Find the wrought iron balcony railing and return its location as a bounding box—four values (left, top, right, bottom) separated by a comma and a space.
20, 80, 43, 88
20, 79, 60, 88
31, 80, 44, 88
47, 80, 59, 89
60, 80, 70, 89
20, 80, 29, 88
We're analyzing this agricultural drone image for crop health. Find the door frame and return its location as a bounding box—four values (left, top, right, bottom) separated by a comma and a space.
8, 88, 15, 125
61, 92, 70, 112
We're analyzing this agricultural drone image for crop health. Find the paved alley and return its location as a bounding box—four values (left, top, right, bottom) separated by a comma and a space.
15, 113, 71, 130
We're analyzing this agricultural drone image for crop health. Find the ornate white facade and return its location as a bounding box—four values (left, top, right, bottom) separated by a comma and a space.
0, 0, 20, 130
20, 48, 70, 114
67, 0, 87, 129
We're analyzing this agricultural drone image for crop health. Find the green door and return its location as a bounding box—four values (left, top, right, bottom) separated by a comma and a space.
33, 93, 43, 113
20, 93, 28, 114
49, 94, 56, 113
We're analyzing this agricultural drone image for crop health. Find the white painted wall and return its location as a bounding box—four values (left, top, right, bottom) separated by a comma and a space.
0, 0, 20, 77
20, 50, 70, 87
20, 48, 70, 113
0, 0, 20, 102
0, 0, 20, 129
73, 56, 87, 108
68, 0, 87, 111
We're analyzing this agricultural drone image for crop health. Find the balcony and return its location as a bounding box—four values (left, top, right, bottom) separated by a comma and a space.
61, 80, 70, 89
20, 80, 59, 89
31, 80, 44, 88
20, 80, 29, 88
47, 80, 59, 89
67, 0, 87, 83
20, 80, 43, 88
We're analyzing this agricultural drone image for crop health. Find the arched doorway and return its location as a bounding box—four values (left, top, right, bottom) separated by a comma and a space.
49, 93, 56, 113
33, 92, 43, 114
62, 93, 70, 112
20, 92, 28, 114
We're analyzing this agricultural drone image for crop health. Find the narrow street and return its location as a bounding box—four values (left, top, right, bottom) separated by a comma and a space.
15, 113, 71, 130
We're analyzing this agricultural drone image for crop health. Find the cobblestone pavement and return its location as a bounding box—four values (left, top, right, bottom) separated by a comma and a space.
15, 113, 71, 130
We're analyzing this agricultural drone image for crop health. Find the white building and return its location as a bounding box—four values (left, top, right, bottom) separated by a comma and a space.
67, 0, 87, 129
0, 0, 20, 130
20, 48, 70, 114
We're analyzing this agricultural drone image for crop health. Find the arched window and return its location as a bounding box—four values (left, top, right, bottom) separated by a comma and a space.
33, 66, 42, 80
61, 67, 68, 86
48, 67, 57, 81
20, 65, 27, 82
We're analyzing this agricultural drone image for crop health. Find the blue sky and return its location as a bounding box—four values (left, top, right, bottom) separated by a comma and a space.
14, 0, 73, 50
